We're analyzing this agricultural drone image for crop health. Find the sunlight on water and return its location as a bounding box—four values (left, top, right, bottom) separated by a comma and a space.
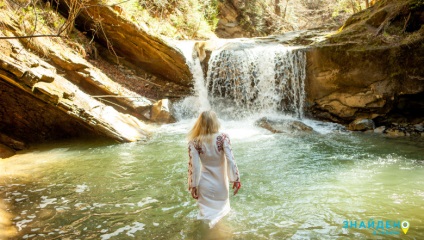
1, 118, 423, 239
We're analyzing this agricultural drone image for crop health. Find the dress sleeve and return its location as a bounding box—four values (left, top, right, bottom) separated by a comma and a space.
188, 141, 201, 191
223, 134, 240, 182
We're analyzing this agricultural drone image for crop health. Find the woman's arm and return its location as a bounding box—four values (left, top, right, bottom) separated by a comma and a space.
188, 141, 201, 199
222, 134, 241, 195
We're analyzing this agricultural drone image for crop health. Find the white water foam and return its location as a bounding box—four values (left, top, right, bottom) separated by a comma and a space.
100, 222, 145, 239
174, 41, 211, 118
172, 40, 344, 135
75, 184, 90, 193
206, 44, 306, 119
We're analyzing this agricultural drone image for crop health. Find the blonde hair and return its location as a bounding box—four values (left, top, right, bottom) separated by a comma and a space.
188, 111, 221, 143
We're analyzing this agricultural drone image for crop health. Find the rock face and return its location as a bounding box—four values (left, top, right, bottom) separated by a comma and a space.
0, 14, 153, 146
255, 117, 313, 133
58, 0, 192, 87
305, 0, 424, 127
215, 0, 247, 38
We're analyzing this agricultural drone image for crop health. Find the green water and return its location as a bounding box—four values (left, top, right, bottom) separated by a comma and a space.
1, 118, 423, 239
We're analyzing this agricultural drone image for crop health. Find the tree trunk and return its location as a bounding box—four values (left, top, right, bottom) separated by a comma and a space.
365, 0, 369, 8
283, 0, 289, 20
275, 0, 281, 16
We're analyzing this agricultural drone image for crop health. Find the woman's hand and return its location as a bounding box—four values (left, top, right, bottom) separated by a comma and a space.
232, 182, 241, 195
191, 187, 198, 199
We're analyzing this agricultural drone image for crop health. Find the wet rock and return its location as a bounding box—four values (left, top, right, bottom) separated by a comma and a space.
150, 99, 176, 124
385, 129, 406, 137
378, 121, 424, 138
255, 117, 313, 133
348, 118, 375, 131
0, 133, 26, 150
0, 144, 15, 159
374, 126, 386, 134
414, 124, 424, 132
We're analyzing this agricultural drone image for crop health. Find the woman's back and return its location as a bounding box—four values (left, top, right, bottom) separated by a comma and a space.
187, 111, 241, 228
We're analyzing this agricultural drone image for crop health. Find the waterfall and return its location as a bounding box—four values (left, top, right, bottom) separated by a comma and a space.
173, 41, 211, 119
206, 44, 306, 119
174, 40, 307, 120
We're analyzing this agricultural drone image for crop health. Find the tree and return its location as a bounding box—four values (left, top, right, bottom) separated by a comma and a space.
275, 0, 281, 16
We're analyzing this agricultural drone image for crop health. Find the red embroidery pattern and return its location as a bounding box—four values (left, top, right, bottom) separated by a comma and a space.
216, 133, 228, 152
188, 140, 203, 190
188, 145, 193, 190
193, 140, 203, 154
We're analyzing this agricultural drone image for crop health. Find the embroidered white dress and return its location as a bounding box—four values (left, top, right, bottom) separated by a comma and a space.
188, 132, 240, 228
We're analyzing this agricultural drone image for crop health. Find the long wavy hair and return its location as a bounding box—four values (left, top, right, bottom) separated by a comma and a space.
188, 111, 220, 143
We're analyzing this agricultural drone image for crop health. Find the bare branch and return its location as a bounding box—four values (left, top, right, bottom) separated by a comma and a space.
0, 34, 63, 39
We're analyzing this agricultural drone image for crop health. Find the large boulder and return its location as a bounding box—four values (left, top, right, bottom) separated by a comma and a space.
255, 117, 313, 133
0, 21, 151, 144
348, 118, 375, 131
150, 99, 176, 124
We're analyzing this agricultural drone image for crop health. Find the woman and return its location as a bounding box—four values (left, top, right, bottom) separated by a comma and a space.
187, 110, 241, 228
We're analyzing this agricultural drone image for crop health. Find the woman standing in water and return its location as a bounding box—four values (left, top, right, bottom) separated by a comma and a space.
187, 111, 241, 228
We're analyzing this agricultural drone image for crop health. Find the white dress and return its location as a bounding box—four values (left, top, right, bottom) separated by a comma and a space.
188, 132, 240, 228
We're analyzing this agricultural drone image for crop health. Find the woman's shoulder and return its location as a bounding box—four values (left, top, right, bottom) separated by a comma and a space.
216, 132, 230, 141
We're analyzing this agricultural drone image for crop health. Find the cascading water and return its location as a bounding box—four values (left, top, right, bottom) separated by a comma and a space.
173, 41, 211, 118
174, 40, 307, 120
205, 43, 306, 119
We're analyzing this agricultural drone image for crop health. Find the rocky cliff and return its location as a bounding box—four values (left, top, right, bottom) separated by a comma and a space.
56, 0, 192, 87
305, 0, 424, 130
0, 3, 192, 157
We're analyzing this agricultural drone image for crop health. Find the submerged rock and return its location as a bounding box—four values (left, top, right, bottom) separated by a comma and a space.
374, 126, 386, 134
385, 129, 406, 137
255, 117, 313, 133
382, 122, 424, 137
348, 118, 375, 131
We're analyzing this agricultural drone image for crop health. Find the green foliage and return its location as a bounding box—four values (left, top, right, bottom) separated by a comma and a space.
201, 0, 219, 30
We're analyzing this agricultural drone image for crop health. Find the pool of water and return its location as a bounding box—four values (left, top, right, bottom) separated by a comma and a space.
1, 117, 423, 239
